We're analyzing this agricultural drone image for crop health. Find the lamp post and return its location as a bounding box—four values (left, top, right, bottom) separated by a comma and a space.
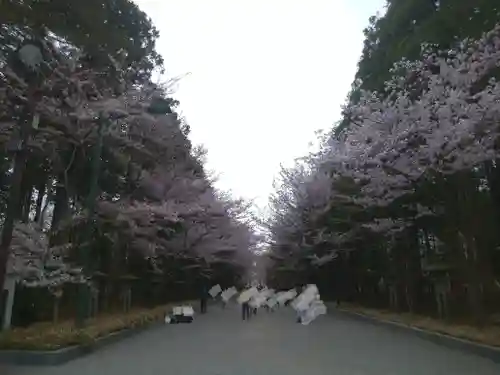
0, 41, 44, 320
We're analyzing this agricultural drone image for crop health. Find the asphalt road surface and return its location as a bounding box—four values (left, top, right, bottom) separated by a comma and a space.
3, 304, 500, 375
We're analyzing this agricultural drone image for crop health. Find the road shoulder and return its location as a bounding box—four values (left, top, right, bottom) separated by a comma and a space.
331, 305, 500, 364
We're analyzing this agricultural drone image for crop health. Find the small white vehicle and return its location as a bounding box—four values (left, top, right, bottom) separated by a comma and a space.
165, 305, 195, 324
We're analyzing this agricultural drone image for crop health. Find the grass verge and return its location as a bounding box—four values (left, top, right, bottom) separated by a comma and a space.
337, 303, 500, 348
0, 301, 194, 351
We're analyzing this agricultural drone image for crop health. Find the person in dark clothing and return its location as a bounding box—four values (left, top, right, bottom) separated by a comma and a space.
242, 301, 250, 320
200, 285, 208, 314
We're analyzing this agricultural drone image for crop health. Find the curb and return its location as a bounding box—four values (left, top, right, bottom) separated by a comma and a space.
0, 321, 165, 366
334, 308, 500, 364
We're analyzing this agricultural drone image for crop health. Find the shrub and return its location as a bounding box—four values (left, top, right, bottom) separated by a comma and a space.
0, 302, 194, 350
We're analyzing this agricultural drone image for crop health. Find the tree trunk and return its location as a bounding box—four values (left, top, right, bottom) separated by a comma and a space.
0, 84, 38, 309
17, 168, 33, 223
19, 185, 31, 223
406, 228, 421, 314
2, 277, 16, 330
0, 143, 29, 304
53, 297, 60, 323
50, 178, 70, 246
461, 232, 486, 325
448, 172, 487, 325
39, 182, 53, 228
51, 180, 69, 229
108, 247, 121, 310
466, 274, 484, 325
34, 179, 46, 223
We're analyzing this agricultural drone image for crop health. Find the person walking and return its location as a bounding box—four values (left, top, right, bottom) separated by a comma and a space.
249, 295, 257, 317
242, 300, 250, 320
200, 284, 208, 314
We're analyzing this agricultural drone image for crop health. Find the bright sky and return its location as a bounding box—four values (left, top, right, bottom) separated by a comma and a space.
134, 0, 387, 210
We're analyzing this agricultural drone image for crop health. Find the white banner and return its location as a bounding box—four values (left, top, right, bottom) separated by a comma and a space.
209, 284, 222, 298
292, 284, 318, 311
221, 286, 238, 302
237, 287, 258, 304
301, 300, 327, 325
276, 289, 297, 304
266, 292, 280, 308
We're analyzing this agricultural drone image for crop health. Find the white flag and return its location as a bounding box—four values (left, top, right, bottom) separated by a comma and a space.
237, 287, 258, 304
209, 284, 222, 298
221, 286, 237, 302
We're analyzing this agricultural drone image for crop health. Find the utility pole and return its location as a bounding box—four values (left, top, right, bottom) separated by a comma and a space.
0, 41, 44, 316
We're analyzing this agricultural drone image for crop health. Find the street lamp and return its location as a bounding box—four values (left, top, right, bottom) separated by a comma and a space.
0, 41, 45, 324
17, 43, 44, 72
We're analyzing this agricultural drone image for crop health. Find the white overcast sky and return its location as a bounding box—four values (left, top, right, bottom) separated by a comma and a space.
134, 0, 387, 210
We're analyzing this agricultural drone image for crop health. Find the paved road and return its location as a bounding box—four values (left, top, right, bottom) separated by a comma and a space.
3, 304, 500, 375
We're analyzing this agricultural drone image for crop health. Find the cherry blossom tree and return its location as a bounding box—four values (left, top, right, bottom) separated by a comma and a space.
0, 28, 256, 324
267, 24, 500, 321
9, 223, 84, 287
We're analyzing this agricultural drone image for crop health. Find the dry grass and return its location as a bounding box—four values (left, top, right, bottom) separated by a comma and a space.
0, 301, 194, 351
338, 303, 500, 348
